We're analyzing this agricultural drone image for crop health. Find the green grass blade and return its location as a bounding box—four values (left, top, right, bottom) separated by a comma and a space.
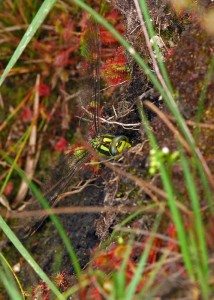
0, 127, 31, 196
137, 103, 194, 279
138, 251, 170, 298
137, 0, 174, 94
196, 159, 214, 213
0, 0, 57, 87
124, 215, 162, 300
0, 267, 23, 300
189, 231, 210, 300
0, 216, 65, 300
103, 204, 158, 250
179, 148, 210, 298
113, 243, 133, 299
0, 253, 25, 299
1, 152, 82, 278
194, 57, 214, 141
192, 57, 214, 211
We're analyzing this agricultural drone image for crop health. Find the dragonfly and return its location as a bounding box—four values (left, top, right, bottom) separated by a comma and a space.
24, 19, 131, 237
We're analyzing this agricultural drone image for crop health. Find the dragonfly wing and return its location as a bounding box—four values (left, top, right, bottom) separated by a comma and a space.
80, 19, 101, 136
23, 149, 90, 237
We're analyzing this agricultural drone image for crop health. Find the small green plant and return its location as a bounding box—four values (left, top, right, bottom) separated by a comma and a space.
149, 147, 179, 175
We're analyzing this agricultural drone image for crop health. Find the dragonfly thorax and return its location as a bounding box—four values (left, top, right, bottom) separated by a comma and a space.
91, 134, 131, 157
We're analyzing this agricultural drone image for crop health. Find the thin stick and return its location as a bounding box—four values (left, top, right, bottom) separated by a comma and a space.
6, 205, 158, 219
143, 100, 191, 153
13, 75, 40, 206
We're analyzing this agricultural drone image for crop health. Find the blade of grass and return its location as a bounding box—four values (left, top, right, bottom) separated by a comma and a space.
0, 126, 31, 196
179, 147, 210, 298
195, 158, 214, 214
0, 0, 57, 87
1, 106, 39, 197
0, 267, 23, 300
189, 230, 209, 299
0, 253, 25, 299
0, 216, 65, 300
113, 242, 133, 299
1, 151, 82, 278
192, 57, 214, 214
124, 214, 162, 300
102, 203, 159, 250
194, 56, 214, 141
61, 279, 89, 299
137, 101, 195, 279
138, 251, 171, 298
0, 88, 32, 132
134, 0, 174, 94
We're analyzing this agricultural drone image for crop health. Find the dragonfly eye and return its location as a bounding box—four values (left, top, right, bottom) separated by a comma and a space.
110, 135, 131, 156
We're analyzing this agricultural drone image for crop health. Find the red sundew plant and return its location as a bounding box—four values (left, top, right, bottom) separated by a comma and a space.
80, 247, 137, 298
44, 13, 80, 62
166, 223, 179, 252
20, 106, 33, 123
100, 10, 125, 46
79, 275, 104, 300
53, 47, 79, 68
29, 273, 69, 299
54, 137, 68, 151
31, 281, 50, 300
165, 48, 175, 59
0, 4, 91, 180
38, 83, 51, 97
99, 12, 128, 85
101, 46, 129, 85
93, 245, 134, 272
80, 9, 127, 86
0, 1, 213, 298
79, 223, 183, 298
141, 236, 162, 264
3, 181, 14, 196
54, 272, 69, 290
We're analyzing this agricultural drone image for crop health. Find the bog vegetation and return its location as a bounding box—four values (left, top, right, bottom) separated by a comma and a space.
0, 0, 214, 299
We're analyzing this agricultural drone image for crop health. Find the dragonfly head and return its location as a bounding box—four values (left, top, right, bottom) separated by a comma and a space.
91, 135, 131, 157
110, 135, 131, 156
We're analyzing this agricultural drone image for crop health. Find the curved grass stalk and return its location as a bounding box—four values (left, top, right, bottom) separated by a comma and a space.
0, 216, 65, 300
0, 253, 25, 300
